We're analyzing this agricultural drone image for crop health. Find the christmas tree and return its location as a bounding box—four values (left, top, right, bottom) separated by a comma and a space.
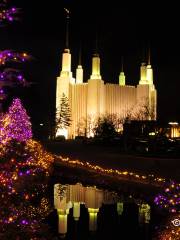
0, 139, 55, 239
6, 98, 32, 142
0, 99, 55, 239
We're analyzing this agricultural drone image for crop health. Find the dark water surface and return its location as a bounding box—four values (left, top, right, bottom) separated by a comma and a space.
48, 182, 161, 240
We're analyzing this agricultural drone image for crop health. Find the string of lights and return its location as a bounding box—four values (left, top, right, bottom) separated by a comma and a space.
154, 181, 180, 213
55, 155, 166, 187
0, 1, 19, 24
0, 50, 30, 65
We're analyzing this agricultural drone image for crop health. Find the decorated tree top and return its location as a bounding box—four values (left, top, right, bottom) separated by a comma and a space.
7, 98, 32, 141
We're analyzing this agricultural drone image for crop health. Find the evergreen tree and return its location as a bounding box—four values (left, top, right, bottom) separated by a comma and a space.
6, 98, 32, 142
55, 93, 71, 135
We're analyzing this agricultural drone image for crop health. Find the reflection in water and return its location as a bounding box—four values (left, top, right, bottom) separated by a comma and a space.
54, 183, 150, 239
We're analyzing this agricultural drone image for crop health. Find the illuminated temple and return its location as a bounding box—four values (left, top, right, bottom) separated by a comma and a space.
56, 18, 157, 139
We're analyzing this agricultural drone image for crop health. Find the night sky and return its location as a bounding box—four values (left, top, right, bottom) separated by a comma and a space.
1, 0, 180, 134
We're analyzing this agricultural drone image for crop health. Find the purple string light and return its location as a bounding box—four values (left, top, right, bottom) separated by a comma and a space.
0, 3, 20, 24
154, 181, 180, 213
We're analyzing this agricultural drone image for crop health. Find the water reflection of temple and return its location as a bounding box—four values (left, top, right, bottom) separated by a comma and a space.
54, 183, 150, 237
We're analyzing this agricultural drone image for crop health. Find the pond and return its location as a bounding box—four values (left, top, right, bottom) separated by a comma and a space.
48, 182, 158, 240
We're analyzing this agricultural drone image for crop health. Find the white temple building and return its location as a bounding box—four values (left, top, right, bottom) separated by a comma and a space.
56, 16, 157, 139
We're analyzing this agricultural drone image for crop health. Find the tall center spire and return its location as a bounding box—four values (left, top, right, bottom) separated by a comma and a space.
148, 46, 151, 65
60, 8, 72, 77
76, 44, 83, 84
78, 44, 82, 65
146, 46, 153, 84
64, 8, 70, 49
90, 32, 101, 80
121, 56, 124, 72
95, 32, 98, 55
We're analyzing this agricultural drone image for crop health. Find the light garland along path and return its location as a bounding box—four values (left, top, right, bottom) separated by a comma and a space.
54, 155, 166, 188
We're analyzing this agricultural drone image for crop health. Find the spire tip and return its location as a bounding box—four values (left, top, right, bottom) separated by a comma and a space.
64, 8, 70, 49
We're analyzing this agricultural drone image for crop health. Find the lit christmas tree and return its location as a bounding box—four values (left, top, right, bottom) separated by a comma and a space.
0, 99, 55, 239
6, 98, 32, 142
0, 139, 55, 239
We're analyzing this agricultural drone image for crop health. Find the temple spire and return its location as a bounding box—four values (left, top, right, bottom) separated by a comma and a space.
76, 44, 83, 84
64, 8, 70, 49
121, 56, 124, 72
141, 47, 146, 64
90, 31, 101, 79
146, 44, 153, 84
60, 8, 72, 78
119, 56, 126, 86
93, 31, 99, 57
148, 45, 151, 65
95, 32, 98, 54
78, 44, 82, 65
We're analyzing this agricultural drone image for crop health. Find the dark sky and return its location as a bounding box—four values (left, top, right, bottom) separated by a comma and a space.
2, 0, 180, 131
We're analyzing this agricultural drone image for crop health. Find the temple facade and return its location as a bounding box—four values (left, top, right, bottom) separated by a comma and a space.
56, 47, 157, 139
